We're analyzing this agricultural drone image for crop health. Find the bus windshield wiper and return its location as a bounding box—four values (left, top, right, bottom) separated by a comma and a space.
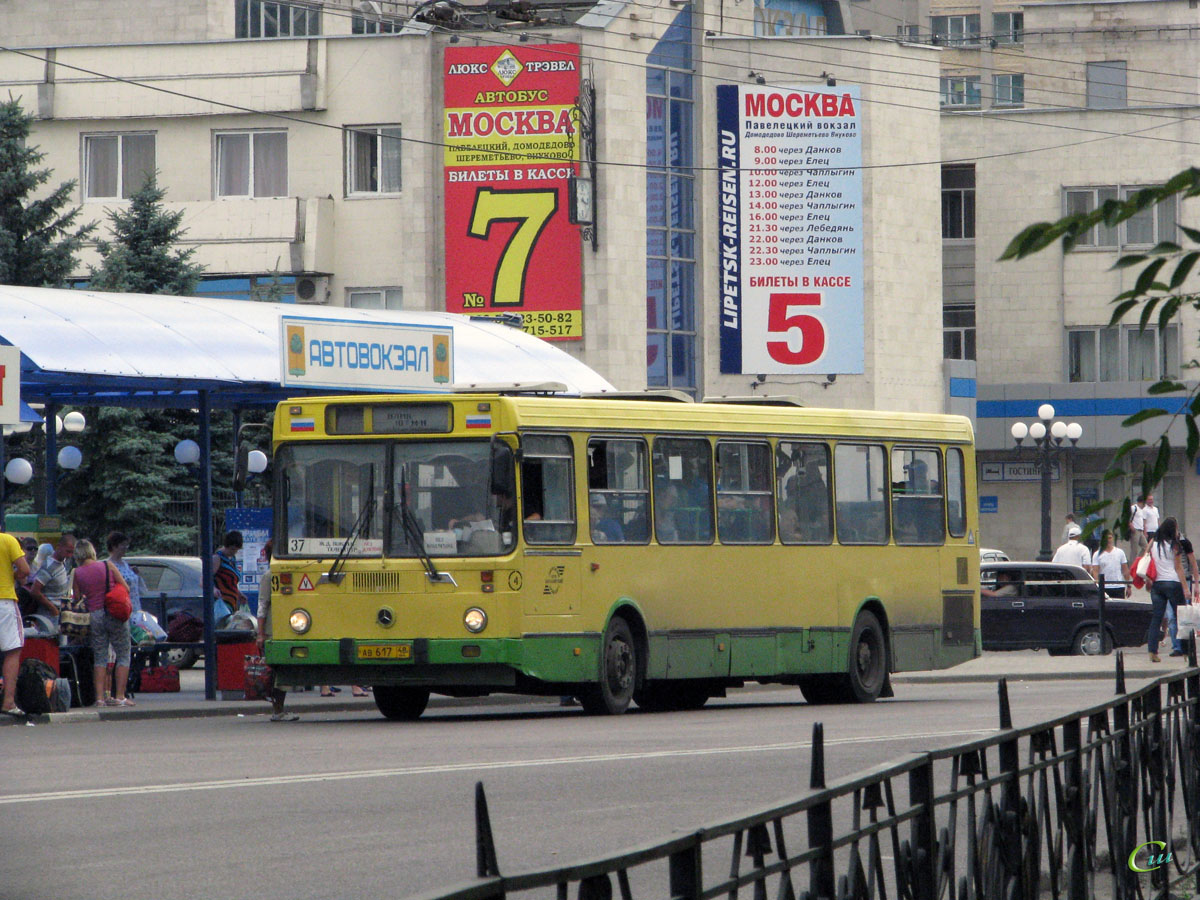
398, 475, 456, 585
324, 485, 374, 585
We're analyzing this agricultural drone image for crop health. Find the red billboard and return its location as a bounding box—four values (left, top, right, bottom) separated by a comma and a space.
443, 43, 583, 340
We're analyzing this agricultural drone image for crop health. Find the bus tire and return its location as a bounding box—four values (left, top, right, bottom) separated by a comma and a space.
580, 617, 638, 715
799, 610, 888, 704
373, 686, 431, 721
845, 609, 888, 702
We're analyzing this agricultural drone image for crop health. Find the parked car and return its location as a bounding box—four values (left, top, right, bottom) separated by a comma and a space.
980, 548, 1010, 563
127, 556, 204, 668
981, 561, 1152, 655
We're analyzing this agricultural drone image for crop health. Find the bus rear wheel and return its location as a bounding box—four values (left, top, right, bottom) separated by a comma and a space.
580, 617, 638, 715
374, 686, 431, 721
799, 610, 888, 704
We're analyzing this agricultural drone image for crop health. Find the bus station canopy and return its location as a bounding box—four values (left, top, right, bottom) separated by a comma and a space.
0, 284, 614, 409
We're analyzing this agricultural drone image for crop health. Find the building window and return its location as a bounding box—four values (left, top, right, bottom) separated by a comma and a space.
1087, 61, 1127, 109
896, 24, 921, 40
941, 165, 975, 239
931, 14, 980, 46
347, 127, 402, 195
943, 306, 976, 360
215, 131, 287, 198
195, 274, 296, 303
83, 133, 155, 200
1122, 187, 1176, 247
1068, 325, 1179, 382
993, 74, 1024, 107
235, 0, 320, 38
992, 12, 1024, 44
352, 3, 402, 33
646, 7, 697, 394
348, 288, 403, 310
1064, 186, 1176, 248
940, 76, 981, 108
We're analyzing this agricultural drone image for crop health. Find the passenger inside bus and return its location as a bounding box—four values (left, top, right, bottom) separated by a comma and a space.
590, 493, 625, 543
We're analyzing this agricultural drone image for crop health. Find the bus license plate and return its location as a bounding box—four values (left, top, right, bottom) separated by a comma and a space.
357, 644, 411, 660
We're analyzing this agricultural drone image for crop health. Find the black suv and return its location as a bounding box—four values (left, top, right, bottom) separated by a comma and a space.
981, 561, 1152, 655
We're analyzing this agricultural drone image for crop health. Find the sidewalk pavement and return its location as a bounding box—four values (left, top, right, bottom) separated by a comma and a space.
2, 649, 1186, 725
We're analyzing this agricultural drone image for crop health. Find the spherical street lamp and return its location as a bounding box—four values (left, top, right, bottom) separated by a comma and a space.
174, 439, 201, 466
1010, 405, 1084, 560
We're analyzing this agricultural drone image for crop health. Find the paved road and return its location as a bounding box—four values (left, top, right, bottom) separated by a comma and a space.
2, 675, 1154, 900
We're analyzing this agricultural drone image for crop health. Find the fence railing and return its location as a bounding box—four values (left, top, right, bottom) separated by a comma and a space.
405, 650, 1200, 900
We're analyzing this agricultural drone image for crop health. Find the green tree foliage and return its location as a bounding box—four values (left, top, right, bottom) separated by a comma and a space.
1001, 169, 1200, 538
88, 179, 204, 295
0, 97, 95, 285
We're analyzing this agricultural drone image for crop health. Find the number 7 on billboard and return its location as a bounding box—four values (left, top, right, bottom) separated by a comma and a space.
467, 188, 558, 307
766, 292, 825, 365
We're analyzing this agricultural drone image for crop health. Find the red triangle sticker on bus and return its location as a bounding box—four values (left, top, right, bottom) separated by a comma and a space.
298, 575, 315, 591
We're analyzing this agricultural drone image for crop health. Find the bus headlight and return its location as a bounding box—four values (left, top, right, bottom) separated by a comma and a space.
463, 607, 488, 634
289, 609, 312, 634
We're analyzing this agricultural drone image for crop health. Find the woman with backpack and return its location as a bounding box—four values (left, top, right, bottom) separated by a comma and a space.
1147, 516, 1188, 662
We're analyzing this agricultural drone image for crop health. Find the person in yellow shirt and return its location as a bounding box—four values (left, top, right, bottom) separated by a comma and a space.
1, 530, 33, 716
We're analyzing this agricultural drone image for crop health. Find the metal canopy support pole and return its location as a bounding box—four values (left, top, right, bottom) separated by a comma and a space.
199, 391, 217, 701
45, 402, 58, 515
232, 409, 243, 508
1038, 447, 1053, 561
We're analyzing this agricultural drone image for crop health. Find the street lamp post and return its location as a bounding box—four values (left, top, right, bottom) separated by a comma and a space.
1010, 404, 1083, 561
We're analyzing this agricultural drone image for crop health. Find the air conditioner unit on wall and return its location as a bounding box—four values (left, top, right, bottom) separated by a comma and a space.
294, 275, 330, 305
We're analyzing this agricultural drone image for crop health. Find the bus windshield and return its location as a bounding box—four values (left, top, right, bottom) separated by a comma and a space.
280, 440, 517, 558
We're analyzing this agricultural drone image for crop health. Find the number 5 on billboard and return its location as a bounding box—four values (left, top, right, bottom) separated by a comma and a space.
766, 292, 825, 365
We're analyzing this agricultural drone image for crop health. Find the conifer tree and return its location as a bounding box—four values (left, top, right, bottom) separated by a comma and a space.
0, 97, 95, 285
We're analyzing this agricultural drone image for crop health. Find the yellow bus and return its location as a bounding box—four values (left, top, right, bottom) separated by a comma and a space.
262, 391, 979, 719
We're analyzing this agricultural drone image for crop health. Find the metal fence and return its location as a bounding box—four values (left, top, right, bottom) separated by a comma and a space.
406, 652, 1200, 900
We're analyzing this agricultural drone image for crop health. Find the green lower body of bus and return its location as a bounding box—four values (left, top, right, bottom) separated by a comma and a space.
266, 625, 979, 695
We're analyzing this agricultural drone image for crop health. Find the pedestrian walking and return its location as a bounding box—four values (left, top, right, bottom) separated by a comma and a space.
1051, 524, 1091, 569
0, 528, 32, 717
72, 539, 134, 707
1130, 496, 1147, 561
1091, 530, 1131, 598
256, 540, 297, 722
1144, 493, 1161, 545
1147, 517, 1187, 663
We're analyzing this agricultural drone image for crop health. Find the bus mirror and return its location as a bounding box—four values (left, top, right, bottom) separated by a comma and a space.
490, 440, 515, 493
233, 441, 250, 492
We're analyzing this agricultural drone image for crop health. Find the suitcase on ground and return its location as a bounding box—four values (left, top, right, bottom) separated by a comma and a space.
137, 665, 180, 693
59, 645, 96, 709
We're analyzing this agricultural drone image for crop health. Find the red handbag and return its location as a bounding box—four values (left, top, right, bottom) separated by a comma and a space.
244, 655, 273, 701
103, 563, 133, 621
138, 665, 180, 693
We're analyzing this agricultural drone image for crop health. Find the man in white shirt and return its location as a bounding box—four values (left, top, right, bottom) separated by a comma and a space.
1143, 493, 1161, 544
1052, 524, 1093, 570
1130, 496, 1147, 560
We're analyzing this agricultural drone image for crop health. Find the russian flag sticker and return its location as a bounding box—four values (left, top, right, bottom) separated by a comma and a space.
465, 415, 491, 429
291, 418, 316, 432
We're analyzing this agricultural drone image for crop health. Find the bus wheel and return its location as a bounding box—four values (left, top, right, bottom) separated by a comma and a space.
580, 617, 638, 715
845, 610, 888, 702
799, 610, 888, 704
373, 686, 431, 721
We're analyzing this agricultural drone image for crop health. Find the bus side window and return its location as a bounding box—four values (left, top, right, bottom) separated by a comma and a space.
776, 442, 832, 545
716, 442, 774, 544
890, 447, 946, 545
652, 437, 714, 544
587, 438, 650, 544
946, 447, 967, 538
835, 443, 889, 544
521, 434, 576, 545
